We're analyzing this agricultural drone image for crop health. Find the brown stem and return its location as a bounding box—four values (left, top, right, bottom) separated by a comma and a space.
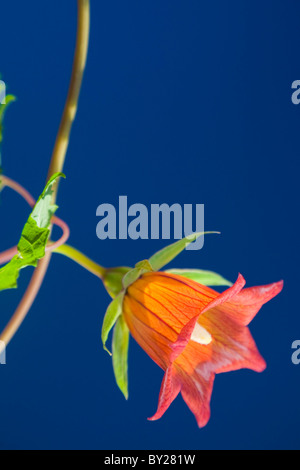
0, 0, 90, 352
47, 0, 90, 184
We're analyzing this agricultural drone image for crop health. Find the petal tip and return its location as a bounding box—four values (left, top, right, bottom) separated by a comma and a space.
147, 414, 159, 422
237, 273, 246, 288
275, 279, 284, 293
193, 406, 211, 428
257, 358, 267, 373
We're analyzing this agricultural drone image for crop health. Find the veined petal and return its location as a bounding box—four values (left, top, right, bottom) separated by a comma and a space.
171, 320, 265, 426
166, 280, 274, 427
220, 280, 284, 326
187, 312, 266, 375
123, 305, 174, 370
148, 365, 181, 422
123, 296, 200, 369
178, 364, 215, 428
200, 273, 246, 314
121, 270, 283, 427
130, 272, 217, 321
123, 272, 221, 369
150, 351, 215, 428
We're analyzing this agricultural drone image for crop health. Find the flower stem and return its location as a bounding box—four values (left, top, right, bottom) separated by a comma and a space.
54, 244, 106, 279
0, 0, 90, 352
47, 0, 90, 185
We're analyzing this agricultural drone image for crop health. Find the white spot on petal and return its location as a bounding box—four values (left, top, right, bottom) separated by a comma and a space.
191, 323, 212, 345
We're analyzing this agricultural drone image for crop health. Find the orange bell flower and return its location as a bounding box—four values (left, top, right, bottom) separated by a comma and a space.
122, 271, 283, 427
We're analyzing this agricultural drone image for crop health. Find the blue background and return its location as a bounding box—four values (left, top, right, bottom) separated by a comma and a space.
0, 0, 297, 450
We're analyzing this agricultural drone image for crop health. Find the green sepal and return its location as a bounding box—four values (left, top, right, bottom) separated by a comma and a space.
112, 315, 130, 400
135, 259, 153, 271
122, 268, 143, 290
122, 260, 153, 290
0, 172, 64, 291
149, 231, 219, 272
103, 266, 131, 298
103, 261, 153, 298
165, 268, 232, 287
101, 292, 124, 355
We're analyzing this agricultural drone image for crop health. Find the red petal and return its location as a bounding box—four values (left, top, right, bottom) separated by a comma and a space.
174, 347, 215, 427
172, 321, 265, 426
198, 311, 267, 373
201, 273, 246, 314
124, 273, 282, 427
148, 365, 181, 422
223, 280, 284, 326
180, 374, 214, 428
123, 272, 223, 370
149, 359, 214, 428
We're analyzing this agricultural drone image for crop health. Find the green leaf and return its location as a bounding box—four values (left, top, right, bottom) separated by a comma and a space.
149, 232, 220, 272
165, 268, 232, 287
0, 172, 64, 291
31, 172, 62, 228
112, 315, 130, 399
101, 292, 124, 355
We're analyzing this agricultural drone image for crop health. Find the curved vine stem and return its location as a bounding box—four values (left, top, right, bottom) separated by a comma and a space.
54, 244, 105, 279
0, 0, 90, 353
